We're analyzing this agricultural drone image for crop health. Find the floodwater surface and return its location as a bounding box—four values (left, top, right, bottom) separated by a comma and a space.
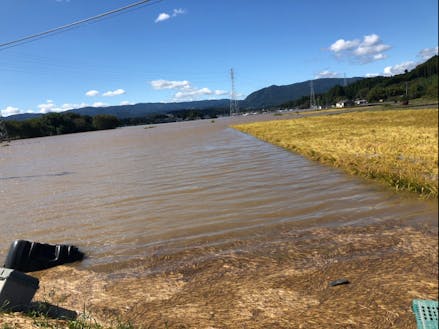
0, 115, 437, 274
1, 114, 438, 328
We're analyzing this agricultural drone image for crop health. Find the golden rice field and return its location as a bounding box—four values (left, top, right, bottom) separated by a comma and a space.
233, 108, 438, 198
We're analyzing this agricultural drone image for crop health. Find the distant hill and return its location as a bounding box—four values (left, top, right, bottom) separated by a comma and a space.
3, 113, 43, 121
66, 99, 230, 119
241, 77, 363, 109
3, 99, 229, 121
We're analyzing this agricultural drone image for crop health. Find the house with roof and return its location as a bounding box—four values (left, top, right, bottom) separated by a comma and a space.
335, 100, 354, 108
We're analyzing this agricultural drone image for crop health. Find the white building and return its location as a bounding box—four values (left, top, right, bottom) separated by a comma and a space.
335, 100, 354, 108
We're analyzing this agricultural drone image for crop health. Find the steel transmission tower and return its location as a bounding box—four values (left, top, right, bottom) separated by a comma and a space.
229, 68, 239, 116
310, 80, 317, 109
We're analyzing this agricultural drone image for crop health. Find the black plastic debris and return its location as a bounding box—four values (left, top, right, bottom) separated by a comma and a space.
329, 278, 350, 287
4, 240, 84, 272
0, 267, 39, 311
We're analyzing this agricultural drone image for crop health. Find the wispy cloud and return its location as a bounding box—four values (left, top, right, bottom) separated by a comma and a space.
151, 79, 191, 90
155, 8, 186, 23
315, 70, 340, 79
329, 34, 391, 63
103, 89, 126, 97
172, 8, 185, 16
37, 100, 90, 114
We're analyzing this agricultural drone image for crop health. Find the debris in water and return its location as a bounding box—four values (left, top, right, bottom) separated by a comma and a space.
329, 279, 350, 287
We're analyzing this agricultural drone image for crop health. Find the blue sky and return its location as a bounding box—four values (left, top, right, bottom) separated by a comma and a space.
0, 0, 437, 116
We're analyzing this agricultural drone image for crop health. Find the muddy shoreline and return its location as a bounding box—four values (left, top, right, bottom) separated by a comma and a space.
2, 217, 437, 328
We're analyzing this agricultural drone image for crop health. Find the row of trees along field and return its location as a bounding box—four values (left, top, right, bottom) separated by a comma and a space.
1, 107, 225, 141
2, 112, 120, 140
283, 55, 438, 109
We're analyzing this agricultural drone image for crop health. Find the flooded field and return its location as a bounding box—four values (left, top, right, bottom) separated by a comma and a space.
0, 113, 437, 328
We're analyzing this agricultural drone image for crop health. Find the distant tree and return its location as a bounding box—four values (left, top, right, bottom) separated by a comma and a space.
92, 114, 120, 130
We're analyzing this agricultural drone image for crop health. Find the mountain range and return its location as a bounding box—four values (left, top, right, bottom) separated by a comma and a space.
3, 77, 362, 121
240, 77, 362, 108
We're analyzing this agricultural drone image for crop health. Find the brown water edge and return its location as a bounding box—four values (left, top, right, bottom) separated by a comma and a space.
2, 218, 436, 329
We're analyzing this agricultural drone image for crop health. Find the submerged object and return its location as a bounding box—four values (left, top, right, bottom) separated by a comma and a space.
329, 278, 350, 287
4, 240, 84, 272
0, 267, 39, 311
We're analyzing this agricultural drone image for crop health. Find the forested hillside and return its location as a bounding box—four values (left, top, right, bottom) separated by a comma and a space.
283, 55, 438, 108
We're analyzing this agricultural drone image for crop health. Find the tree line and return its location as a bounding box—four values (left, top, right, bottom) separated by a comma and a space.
1, 107, 225, 141
2, 112, 120, 140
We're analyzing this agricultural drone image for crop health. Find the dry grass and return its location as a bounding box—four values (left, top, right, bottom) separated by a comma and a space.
0, 221, 437, 328
232, 108, 439, 198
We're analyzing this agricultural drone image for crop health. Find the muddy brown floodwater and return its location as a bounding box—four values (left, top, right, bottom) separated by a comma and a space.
0, 113, 437, 328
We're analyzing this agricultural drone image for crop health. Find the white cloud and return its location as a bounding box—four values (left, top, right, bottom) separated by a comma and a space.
365, 73, 380, 78
86, 90, 99, 97
383, 61, 417, 76
329, 34, 390, 63
369, 45, 436, 78
155, 13, 170, 23
151, 79, 229, 101
418, 46, 438, 60
315, 70, 340, 79
1, 106, 21, 117
103, 89, 126, 97
155, 8, 186, 23
172, 8, 185, 16
329, 39, 360, 53
60, 103, 88, 110
120, 101, 133, 105
92, 102, 108, 107
373, 53, 386, 61
174, 87, 213, 99
173, 88, 229, 101
36, 101, 89, 114
38, 100, 56, 113
151, 79, 191, 90
214, 90, 228, 96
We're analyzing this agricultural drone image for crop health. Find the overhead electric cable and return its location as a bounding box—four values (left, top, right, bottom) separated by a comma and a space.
0, 0, 162, 50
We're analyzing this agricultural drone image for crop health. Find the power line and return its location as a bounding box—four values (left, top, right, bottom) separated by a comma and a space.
0, 0, 162, 50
